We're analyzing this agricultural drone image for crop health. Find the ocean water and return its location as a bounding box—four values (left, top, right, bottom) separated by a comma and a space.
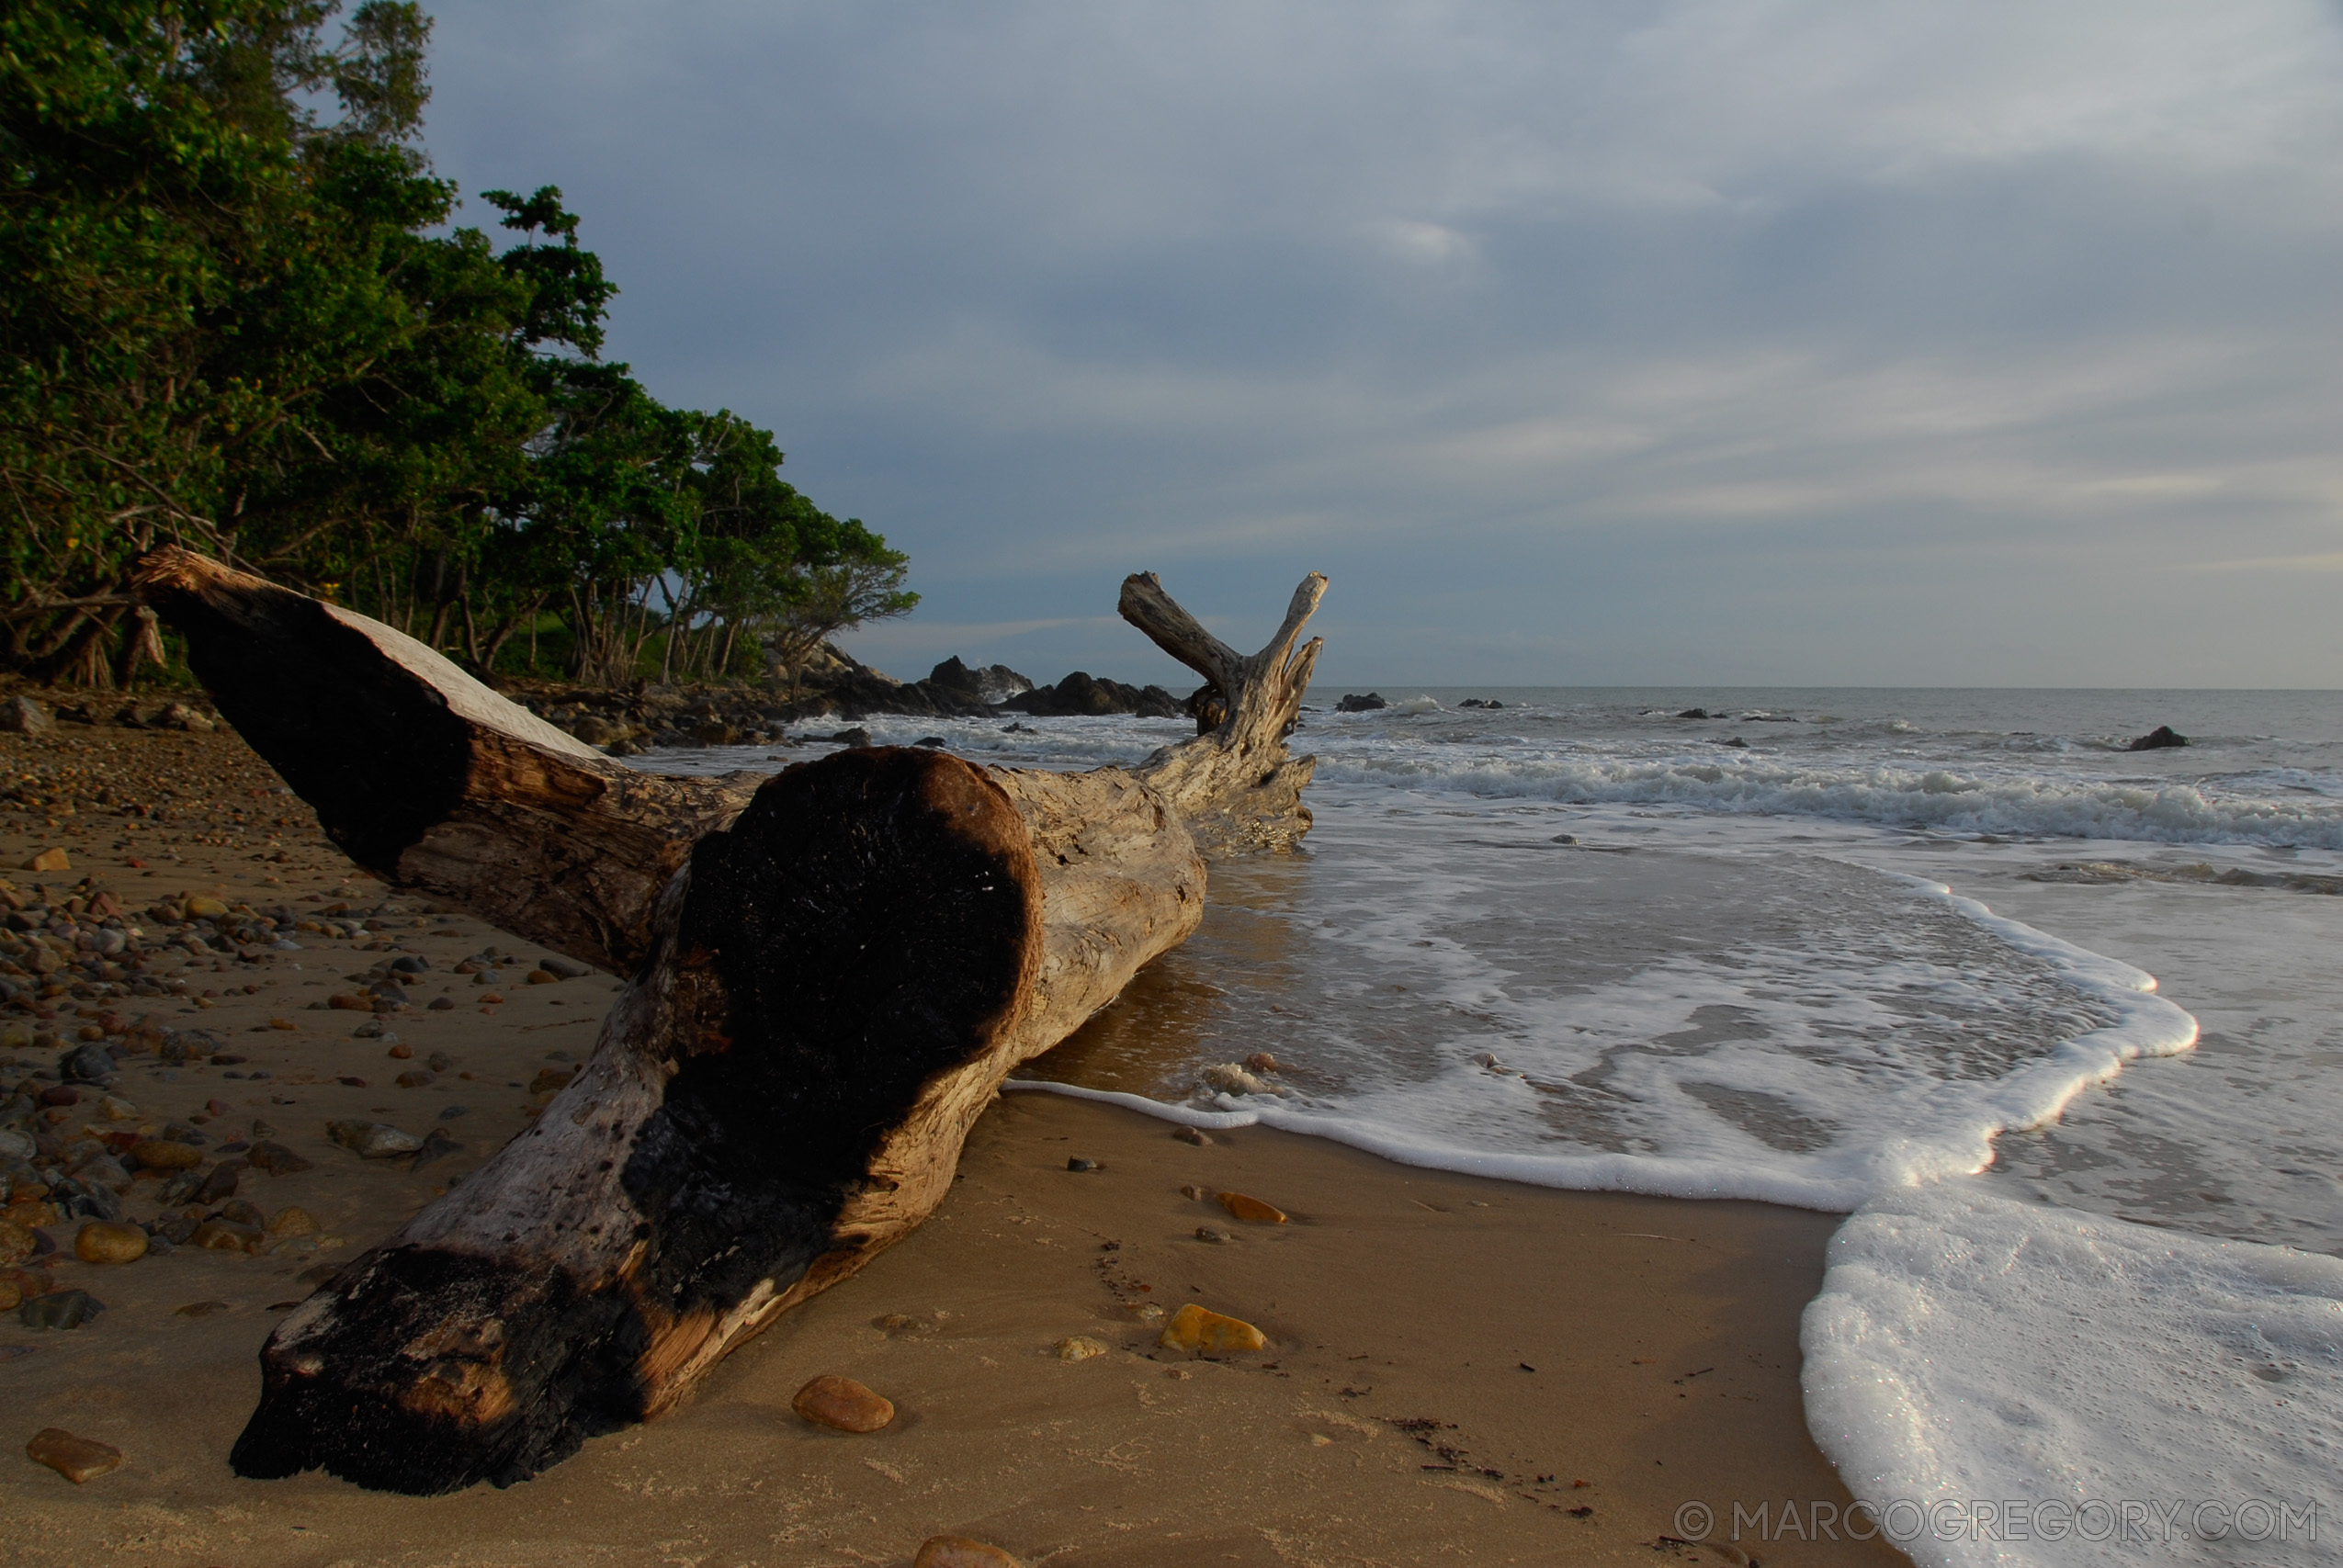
647, 687, 2343, 1565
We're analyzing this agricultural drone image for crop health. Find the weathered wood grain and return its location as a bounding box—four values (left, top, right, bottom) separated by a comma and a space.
135, 551, 1322, 1492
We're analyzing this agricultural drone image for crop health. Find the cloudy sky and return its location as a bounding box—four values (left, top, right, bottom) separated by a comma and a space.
418, 1, 2343, 688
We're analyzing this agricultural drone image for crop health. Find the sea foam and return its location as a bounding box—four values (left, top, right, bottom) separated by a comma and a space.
1803, 1180, 2343, 1568
1311, 752, 2343, 850
1013, 866, 2198, 1213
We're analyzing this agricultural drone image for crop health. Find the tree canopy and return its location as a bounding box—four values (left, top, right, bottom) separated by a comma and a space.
0, 0, 911, 687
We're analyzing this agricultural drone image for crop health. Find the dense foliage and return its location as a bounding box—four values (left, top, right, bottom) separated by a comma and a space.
0, 0, 912, 687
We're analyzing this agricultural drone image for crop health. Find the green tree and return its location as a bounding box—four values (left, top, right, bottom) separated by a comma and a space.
0, 1, 915, 691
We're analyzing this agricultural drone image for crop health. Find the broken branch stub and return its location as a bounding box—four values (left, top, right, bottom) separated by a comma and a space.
1121, 570, 1327, 855
130, 547, 750, 972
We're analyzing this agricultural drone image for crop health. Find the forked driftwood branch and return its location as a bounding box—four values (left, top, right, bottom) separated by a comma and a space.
130, 549, 1326, 1494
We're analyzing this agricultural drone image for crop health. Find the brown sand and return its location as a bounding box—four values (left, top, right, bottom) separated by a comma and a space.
0, 725, 1905, 1567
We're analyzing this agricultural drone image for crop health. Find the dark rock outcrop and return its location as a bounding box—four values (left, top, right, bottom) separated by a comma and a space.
999, 671, 1183, 719
926, 657, 1035, 705
2126, 725, 2189, 751
1335, 693, 1387, 713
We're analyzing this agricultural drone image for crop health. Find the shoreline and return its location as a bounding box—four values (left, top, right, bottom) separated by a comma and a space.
0, 725, 1906, 1565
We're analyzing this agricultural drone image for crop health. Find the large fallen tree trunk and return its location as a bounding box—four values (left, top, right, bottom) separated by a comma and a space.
130, 548, 1325, 1494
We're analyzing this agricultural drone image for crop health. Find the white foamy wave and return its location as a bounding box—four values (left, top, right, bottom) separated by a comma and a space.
1312, 753, 2343, 849
1803, 1180, 2343, 1568
1017, 873, 2197, 1212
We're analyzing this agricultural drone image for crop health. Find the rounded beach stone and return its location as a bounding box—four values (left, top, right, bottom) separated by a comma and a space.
190, 1219, 263, 1253
1157, 1303, 1268, 1354
26, 1427, 120, 1483
791, 1374, 895, 1432
0, 1221, 34, 1267
1055, 1336, 1109, 1362
914, 1537, 1024, 1568
266, 1206, 318, 1238
130, 1139, 204, 1171
326, 1120, 421, 1158
1217, 1190, 1288, 1224
74, 1222, 148, 1264
20, 1289, 104, 1329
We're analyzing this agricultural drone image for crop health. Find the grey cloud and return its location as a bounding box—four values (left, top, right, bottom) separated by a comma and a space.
419, 0, 2343, 685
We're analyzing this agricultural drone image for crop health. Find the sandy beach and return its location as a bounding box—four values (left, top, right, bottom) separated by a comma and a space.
0, 718, 1913, 1567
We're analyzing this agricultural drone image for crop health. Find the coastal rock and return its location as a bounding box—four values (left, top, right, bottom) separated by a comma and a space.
130, 1139, 203, 1171
1201, 1062, 1269, 1096
1, 695, 51, 734
915, 1536, 1024, 1568
1335, 693, 1387, 713
2126, 725, 2189, 751
59, 1042, 115, 1081
194, 1162, 242, 1202
0, 1220, 35, 1266
74, 1221, 148, 1264
326, 1120, 422, 1158
25, 1427, 120, 1483
19, 1289, 104, 1328
191, 1219, 263, 1252
1173, 1126, 1212, 1145
154, 702, 215, 732
999, 671, 1183, 719
266, 1206, 319, 1238
926, 656, 1035, 705
20, 847, 70, 873
1217, 1191, 1288, 1224
1158, 1302, 1267, 1353
409, 1127, 461, 1170
1056, 1336, 1110, 1362
1194, 1225, 1231, 1244
246, 1141, 311, 1175
77, 1154, 133, 1192
791, 1374, 895, 1432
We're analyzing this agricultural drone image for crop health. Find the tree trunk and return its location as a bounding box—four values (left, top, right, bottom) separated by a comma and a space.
130, 547, 1324, 1495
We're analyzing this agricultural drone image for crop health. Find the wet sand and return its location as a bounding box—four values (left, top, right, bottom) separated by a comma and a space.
0, 723, 1902, 1566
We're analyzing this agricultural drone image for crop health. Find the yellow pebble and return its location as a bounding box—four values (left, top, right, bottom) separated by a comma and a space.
1217, 1190, 1288, 1224
74, 1222, 148, 1265
1157, 1302, 1268, 1354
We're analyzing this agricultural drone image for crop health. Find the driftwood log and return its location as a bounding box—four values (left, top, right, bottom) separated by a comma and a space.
130, 548, 1326, 1493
